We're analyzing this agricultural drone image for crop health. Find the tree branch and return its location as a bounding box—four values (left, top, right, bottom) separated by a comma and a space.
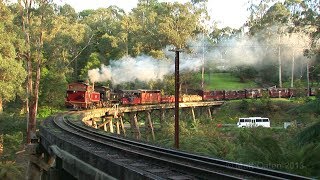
66, 34, 94, 67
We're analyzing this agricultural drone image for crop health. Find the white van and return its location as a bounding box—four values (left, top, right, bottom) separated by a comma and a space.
237, 117, 270, 128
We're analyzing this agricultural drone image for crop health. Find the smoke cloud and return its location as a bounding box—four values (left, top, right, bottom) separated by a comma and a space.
89, 56, 168, 84
88, 26, 313, 84
88, 54, 207, 84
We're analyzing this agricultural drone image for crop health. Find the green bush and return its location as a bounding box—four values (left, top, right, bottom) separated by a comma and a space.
239, 99, 249, 112
1, 132, 23, 161
37, 106, 62, 119
0, 114, 26, 135
0, 161, 23, 180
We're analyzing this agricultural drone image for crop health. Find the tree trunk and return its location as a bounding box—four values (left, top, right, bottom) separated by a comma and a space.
26, 57, 32, 143
291, 52, 295, 88
0, 97, 3, 113
20, 0, 33, 144
278, 46, 282, 88
21, 1, 47, 180
0, 134, 3, 156
29, 29, 43, 142
278, 34, 282, 88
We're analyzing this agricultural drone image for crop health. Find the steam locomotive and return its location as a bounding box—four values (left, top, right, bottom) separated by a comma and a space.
65, 81, 317, 109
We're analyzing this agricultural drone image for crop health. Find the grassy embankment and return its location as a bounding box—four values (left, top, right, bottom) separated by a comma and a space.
200, 72, 256, 90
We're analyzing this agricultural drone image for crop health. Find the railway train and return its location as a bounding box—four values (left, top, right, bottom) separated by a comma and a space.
65, 81, 318, 109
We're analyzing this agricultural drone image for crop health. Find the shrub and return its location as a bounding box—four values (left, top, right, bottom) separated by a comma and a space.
238, 99, 249, 112
37, 106, 62, 119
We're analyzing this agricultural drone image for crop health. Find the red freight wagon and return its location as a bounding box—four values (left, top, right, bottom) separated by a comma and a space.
161, 95, 175, 103
202, 90, 225, 101
288, 88, 314, 97
268, 88, 290, 98
245, 89, 263, 99
224, 90, 238, 100
160, 95, 183, 103
140, 90, 161, 104
237, 90, 246, 99
120, 89, 161, 105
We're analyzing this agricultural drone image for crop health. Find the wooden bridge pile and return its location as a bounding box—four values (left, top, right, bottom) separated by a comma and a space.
81, 101, 223, 140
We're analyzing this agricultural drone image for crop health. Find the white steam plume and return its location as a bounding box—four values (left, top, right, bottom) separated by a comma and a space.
89, 26, 313, 84
88, 54, 207, 84
88, 56, 170, 84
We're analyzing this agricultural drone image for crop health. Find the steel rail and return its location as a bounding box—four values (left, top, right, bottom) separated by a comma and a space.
51, 114, 312, 180
52, 115, 241, 179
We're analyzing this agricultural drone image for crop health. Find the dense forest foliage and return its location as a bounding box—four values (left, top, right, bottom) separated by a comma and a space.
0, 0, 319, 179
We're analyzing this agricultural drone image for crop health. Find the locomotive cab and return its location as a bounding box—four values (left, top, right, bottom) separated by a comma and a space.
120, 90, 141, 105
65, 82, 100, 109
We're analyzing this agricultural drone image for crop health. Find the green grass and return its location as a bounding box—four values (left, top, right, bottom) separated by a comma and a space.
202, 72, 257, 90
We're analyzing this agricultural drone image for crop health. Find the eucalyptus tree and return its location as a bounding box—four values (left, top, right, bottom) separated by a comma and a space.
43, 4, 91, 82
78, 9, 95, 19
128, 0, 207, 54
209, 26, 238, 44
247, 0, 277, 34
0, 1, 27, 113
58, 3, 77, 21
282, 0, 319, 53
128, 0, 163, 57
17, 0, 56, 143
129, 0, 207, 56
247, 1, 299, 88
265, 3, 291, 88
292, 0, 320, 84
79, 52, 101, 79
40, 4, 90, 107
80, 6, 126, 62
246, 0, 319, 87
157, 2, 203, 49
282, 0, 319, 87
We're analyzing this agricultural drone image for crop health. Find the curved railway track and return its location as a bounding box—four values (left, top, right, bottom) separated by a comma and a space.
41, 112, 312, 180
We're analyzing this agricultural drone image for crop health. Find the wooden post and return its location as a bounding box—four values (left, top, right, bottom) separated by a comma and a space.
146, 111, 155, 141
191, 107, 196, 122
130, 112, 141, 139
116, 120, 120, 134
134, 113, 141, 139
119, 116, 126, 136
91, 118, 97, 129
212, 108, 217, 114
98, 118, 110, 130
145, 111, 150, 140
160, 109, 165, 123
91, 118, 94, 127
207, 107, 212, 120
103, 117, 107, 131
108, 117, 114, 133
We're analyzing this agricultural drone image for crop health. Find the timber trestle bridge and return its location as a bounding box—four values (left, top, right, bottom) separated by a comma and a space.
81, 101, 224, 140
30, 101, 311, 180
